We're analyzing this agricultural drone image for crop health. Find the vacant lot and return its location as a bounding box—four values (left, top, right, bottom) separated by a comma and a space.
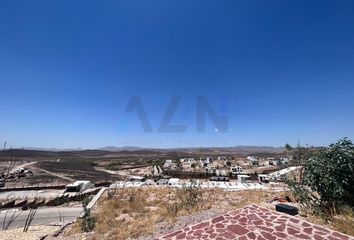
63, 188, 278, 240
61, 187, 354, 240
36, 159, 115, 182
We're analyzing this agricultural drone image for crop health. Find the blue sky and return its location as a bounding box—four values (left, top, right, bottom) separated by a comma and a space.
0, 1, 354, 149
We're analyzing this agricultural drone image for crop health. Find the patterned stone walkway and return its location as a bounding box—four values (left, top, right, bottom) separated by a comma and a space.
157, 204, 354, 240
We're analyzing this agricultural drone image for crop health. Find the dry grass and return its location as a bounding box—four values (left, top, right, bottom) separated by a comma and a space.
85, 187, 273, 240
93, 187, 211, 239
330, 208, 354, 236
63, 220, 83, 237
62, 187, 276, 239
274, 191, 354, 237
331, 217, 354, 236
62, 187, 354, 239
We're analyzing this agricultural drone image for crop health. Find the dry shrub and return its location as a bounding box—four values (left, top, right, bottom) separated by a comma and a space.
63, 220, 82, 236
95, 188, 161, 240
331, 210, 354, 236
176, 180, 204, 211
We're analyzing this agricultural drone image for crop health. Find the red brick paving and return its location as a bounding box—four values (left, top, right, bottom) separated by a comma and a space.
157, 204, 354, 240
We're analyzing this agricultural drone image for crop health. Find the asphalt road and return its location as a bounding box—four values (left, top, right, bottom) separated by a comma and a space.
0, 206, 83, 230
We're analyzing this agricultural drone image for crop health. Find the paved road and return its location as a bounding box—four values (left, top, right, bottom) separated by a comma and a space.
0, 207, 83, 230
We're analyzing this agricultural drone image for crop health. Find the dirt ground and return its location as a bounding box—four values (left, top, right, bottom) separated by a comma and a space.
60, 187, 354, 240
0, 225, 60, 240
61, 188, 291, 240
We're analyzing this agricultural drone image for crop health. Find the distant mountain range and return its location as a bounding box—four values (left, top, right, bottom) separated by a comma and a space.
98, 145, 285, 153
18, 145, 285, 154
98, 146, 146, 151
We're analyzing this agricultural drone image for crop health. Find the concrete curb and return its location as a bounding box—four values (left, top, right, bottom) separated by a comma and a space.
86, 187, 107, 210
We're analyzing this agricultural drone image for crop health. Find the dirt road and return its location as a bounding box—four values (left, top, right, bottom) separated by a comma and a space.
30, 165, 75, 182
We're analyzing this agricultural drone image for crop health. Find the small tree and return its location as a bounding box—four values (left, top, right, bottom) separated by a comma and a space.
288, 138, 354, 215
285, 143, 293, 152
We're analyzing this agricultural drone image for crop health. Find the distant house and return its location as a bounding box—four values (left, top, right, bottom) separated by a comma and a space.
163, 159, 174, 168
168, 178, 180, 186
156, 178, 169, 185
280, 158, 289, 165
270, 158, 289, 166
181, 158, 197, 169
238, 175, 250, 183
258, 174, 270, 183
66, 181, 94, 192
218, 156, 228, 161
199, 157, 210, 167
206, 165, 217, 174
230, 166, 243, 174
209, 176, 230, 181
251, 159, 259, 165
247, 156, 259, 165
128, 176, 146, 182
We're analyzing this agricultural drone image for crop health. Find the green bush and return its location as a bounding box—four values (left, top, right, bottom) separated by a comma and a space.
288, 138, 354, 215
81, 208, 96, 232
82, 197, 92, 208
81, 197, 95, 232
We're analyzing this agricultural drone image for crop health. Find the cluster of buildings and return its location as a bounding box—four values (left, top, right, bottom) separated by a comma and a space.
163, 157, 237, 172
162, 155, 293, 179
267, 157, 290, 166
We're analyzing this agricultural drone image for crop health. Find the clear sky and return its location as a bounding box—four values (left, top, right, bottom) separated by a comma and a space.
0, 1, 354, 149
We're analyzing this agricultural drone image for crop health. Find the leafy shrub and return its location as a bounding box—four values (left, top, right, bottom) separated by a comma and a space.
81, 208, 96, 232
82, 197, 92, 208
81, 196, 95, 232
287, 138, 354, 215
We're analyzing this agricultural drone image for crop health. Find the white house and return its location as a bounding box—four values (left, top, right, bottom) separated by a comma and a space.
163, 159, 174, 168
181, 158, 197, 169
258, 174, 270, 183
168, 178, 180, 186
66, 180, 94, 192
237, 175, 250, 183
230, 166, 243, 174
280, 158, 289, 165
129, 176, 146, 182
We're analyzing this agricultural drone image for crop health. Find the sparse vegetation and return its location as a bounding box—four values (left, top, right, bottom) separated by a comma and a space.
86, 187, 271, 240
175, 179, 204, 212
23, 208, 37, 232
